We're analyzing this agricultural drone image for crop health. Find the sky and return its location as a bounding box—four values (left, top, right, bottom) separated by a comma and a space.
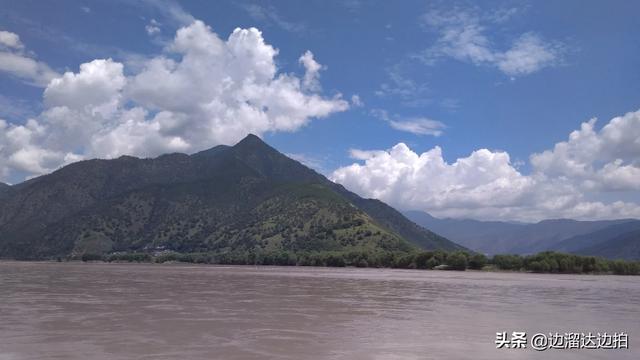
0, 0, 639, 222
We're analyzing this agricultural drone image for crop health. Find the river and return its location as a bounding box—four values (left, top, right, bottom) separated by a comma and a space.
0, 262, 638, 359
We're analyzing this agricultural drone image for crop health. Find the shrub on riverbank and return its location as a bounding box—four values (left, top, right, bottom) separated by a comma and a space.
79, 249, 640, 275
492, 251, 640, 275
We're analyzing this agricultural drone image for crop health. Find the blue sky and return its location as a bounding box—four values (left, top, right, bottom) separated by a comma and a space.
1, 0, 639, 221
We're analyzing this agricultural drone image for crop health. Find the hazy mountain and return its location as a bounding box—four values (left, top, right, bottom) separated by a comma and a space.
572, 229, 640, 260
403, 211, 522, 254
0, 135, 463, 259
551, 221, 640, 258
404, 210, 636, 256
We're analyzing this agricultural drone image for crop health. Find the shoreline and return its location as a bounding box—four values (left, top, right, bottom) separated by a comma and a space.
0, 258, 635, 276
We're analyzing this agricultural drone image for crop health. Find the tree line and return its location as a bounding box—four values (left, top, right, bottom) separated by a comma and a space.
80, 249, 640, 275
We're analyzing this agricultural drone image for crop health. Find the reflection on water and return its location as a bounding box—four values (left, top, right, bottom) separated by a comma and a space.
0, 262, 638, 359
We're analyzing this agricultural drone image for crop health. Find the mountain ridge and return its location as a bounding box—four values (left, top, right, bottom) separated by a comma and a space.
572, 229, 640, 260
0, 135, 463, 259
405, 210, 639, 258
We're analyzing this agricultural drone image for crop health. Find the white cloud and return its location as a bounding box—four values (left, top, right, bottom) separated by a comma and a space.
331, 110, 640, 221
242, 3, 306, 33
44, 59, 125, 117
145, 19, 161, 35
350, 94, 363, 107
372, 108, 445, 136
0, 30, 24, 49
332, 144, 536, 216
497, 33, 561, 76
0, 118, 74, 176
530, 109, 640, 191
0, 31, 59, 87
349, 148, 386, 161
421, 7, 563, 76
388, 118, 445, 136
0, 21, 348, 182
299, 50, 322, 91
141, 0, 195, 26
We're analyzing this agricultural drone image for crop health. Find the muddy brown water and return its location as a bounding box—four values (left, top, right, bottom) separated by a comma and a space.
0, 262, 638, 359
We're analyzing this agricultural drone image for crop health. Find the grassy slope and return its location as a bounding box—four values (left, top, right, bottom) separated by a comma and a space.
0, 135, 462, 259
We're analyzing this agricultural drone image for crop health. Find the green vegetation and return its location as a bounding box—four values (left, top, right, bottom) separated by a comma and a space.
80, 253, 103, 262
0, 134, 461, 260
78, 249, 640, 275
492, 251, 640, 275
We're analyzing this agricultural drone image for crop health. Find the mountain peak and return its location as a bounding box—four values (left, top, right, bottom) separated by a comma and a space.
234, 133, 268, 149
229, 133, 320, 182
192, 135, 267, 159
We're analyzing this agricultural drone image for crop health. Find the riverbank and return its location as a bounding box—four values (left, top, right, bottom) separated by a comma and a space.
7, 249, 639, 275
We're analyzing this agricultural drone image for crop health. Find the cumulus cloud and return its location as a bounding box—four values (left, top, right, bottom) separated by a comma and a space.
0, 30, 59, 87
331, 110, 640, 221
44, 59, 126, 117
0, 21, 348, 182
421, 7, 563, 77
332, 144, 539, 219
530, 110, 640, 191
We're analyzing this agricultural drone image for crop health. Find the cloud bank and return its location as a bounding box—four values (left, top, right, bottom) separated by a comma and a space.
0, 21, 348, 181
331, 110, 640, 222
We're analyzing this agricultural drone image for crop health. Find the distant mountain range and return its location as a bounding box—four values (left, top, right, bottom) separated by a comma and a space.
405, 211, 640, 259
0, 135, 463, 260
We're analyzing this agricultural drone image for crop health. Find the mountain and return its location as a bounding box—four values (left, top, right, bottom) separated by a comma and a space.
552, 221, 640, 253
404, 210, 637, 256
551, 221, 640, 259
0, 183, 11, 198
572, 229, 640, 260
403, 211, 522, 253
504, 219, 634, 254
0, 135, 463, 259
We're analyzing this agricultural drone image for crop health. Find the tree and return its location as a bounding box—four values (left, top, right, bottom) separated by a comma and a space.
81, 253, 103, 262
415, 252, 433, 269
492, 254, 523, 270
446, 252, 468, 271
468, 254, 487, 270
426, 257, 439, 269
